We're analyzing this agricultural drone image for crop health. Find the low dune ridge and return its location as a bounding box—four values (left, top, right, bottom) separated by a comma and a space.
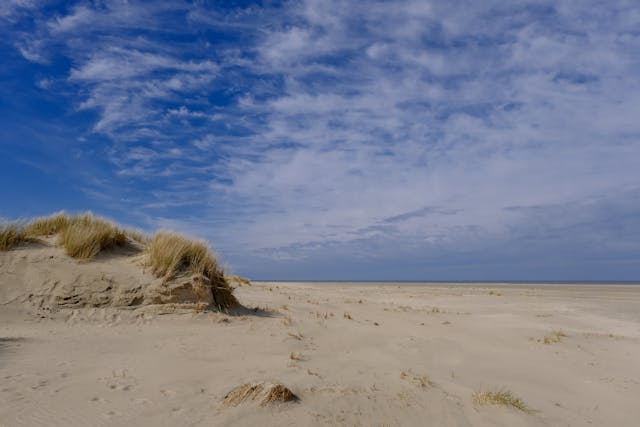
0, 212, 236, 311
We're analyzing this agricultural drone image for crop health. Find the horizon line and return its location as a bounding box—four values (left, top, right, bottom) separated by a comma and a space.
251, 279, 640, 285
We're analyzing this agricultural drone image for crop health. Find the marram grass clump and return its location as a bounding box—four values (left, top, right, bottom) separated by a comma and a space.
223, 382, 298, 407
260, 384, 298, 406
58, 214, 127, 259
472, 389, 535, 413
2, 212, 129, 258
223, 383, 265, 406
147, 232, 237, 310
0, 223, 27, 251
147, 232, 222, 280
22, 211, 69, 236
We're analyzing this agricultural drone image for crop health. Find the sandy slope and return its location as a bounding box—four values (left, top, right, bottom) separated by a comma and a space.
1, 271, 640, 425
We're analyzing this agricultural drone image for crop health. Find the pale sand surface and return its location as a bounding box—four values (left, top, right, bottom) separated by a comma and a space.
2, 280, 640, 426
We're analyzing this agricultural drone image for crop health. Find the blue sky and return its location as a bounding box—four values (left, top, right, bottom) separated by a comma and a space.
1, 0, 639, 281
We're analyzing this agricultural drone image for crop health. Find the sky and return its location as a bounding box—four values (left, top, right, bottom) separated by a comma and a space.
1, 0, 639, 281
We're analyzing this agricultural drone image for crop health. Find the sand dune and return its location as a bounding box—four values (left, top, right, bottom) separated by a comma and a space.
2, 240, 640, 425
0, 237, 226, 311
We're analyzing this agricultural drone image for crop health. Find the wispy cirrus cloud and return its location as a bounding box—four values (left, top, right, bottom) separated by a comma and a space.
2, 0, 640, 279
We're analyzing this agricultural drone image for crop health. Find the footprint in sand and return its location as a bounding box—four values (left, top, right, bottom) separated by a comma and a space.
160, 388, 177, 397
99, 370, 137, 391
133, 397, 153, 405
102, 409, 122, 419
171, 407, 187, 416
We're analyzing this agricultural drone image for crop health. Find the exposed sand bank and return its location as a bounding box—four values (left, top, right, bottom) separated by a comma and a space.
1, 278, 639, 426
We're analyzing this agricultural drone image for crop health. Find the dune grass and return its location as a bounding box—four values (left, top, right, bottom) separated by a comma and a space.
260, 384, 298, 406
147, 232, 223, 280
57, 214, 127, 259
226, 274, 252, 286
0, 223, 27, 251
146, 232, 237, 309
223, 383, 265, 406
223, 382, 298, 407
2, 212, 133, 259
400, 370, 434, 389
472, 389, 534, 413
543, 329, 567, 344
126, 228, 149, 245
22, 211, 69, 236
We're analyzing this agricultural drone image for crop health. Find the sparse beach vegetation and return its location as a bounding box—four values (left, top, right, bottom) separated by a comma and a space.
0, 222, 27, 250
472, 389, 534, 413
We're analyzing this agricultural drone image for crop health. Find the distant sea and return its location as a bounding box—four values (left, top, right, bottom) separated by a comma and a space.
254, 280, 640, 285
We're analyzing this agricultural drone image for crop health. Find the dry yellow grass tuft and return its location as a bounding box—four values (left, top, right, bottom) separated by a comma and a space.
223, 382, 298, 407
5, 212, 135, 259
147, 232, 237, 310
260, 384, 298, 406
288, 331, 303, 340
226, 274, 252, 286
126, 228, 149, 245
543, 330, 568, 344
223, 383, 265, 406
3, 212, 127, 256
22, 211, 69, 236
400, 371, 434, 389
0, 223, 27, 251
148, 232, 219, 279
472, 389, 534, 413
289, 352, 304, 361
58, 214, 127, 259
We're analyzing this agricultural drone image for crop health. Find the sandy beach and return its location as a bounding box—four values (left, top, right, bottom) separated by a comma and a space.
2, 278, 639, 426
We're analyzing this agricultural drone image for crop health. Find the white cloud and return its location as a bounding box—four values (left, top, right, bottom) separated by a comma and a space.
0, 0, 36, 20
168, 106, 207, 118
48, 5, 94, 33
17, 42, 47, 63
197, 0, 640, 264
